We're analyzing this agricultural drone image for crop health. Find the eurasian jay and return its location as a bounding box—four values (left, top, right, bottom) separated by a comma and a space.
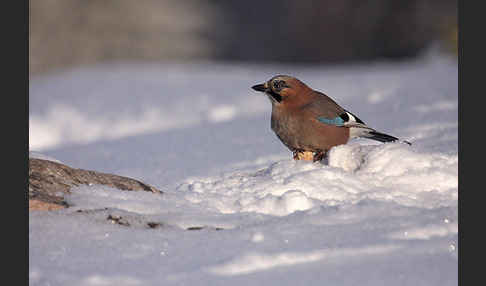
252, 75, 410, 162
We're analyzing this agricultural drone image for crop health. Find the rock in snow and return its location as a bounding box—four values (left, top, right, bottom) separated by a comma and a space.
28, 158, 162, 209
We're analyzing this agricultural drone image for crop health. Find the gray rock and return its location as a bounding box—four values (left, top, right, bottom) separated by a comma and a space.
29, 158, 162, 208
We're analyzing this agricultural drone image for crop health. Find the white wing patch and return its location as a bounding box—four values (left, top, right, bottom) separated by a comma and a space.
341, 110, 376, 138
344, 111, 357, 123
341, 110, 368, 127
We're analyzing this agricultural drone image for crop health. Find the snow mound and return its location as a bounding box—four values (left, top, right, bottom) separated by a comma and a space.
177, 142, 457, 216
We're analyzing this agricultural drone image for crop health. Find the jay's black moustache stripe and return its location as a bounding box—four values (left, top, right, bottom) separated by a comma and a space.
267, 89, 282, 103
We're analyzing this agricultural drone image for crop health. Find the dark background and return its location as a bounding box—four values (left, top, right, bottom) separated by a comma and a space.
30, 0, 457, 75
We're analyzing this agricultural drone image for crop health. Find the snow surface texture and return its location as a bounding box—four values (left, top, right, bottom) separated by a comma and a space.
29, 51, 458, 286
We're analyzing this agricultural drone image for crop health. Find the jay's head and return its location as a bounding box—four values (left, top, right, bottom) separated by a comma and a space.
252, 75, 310, 105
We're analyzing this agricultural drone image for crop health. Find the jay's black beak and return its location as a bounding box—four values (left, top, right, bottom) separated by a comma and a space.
252, 81, 282, 103
252, 83, 267, 92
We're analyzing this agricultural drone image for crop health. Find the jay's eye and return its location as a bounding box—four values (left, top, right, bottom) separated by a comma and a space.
273, 80, 285, 90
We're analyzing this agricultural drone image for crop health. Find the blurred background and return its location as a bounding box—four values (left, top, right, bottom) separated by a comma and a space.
30, 0, 457, 76
29, 0, 458, 183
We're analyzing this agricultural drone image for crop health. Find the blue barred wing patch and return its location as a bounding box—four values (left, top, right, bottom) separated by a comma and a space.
317, 116, 345, 126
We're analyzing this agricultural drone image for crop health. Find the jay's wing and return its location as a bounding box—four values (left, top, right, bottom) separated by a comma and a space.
302, 91, 408, 144
302, 91, 371, 129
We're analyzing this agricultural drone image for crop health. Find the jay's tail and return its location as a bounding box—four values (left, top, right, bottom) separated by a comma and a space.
362, 130, 411, 145
342, 110, 412, 145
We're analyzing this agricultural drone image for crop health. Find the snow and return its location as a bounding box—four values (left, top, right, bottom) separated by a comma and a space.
29, 51, 458, 285
29, 151, 63, 164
